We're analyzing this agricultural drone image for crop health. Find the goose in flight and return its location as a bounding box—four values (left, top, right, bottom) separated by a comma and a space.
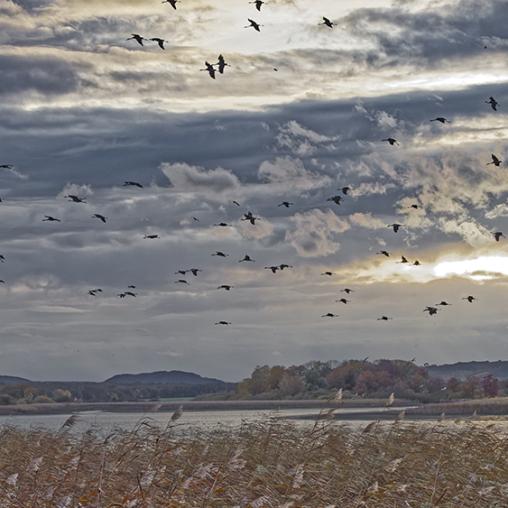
494, 231, 504, 242
424, 306, 439, 316
43, 215, 61, 222
88, 289, 102, 296
214, 222, 231, 227
487, 154, 502, 167
245, 19, 262, 32
322, 313, 339, 318
249, 0, 264, 11
0, 164, 14, 169
337, 298, 350, 304
127, 34, 145, 46
189, 268, 202, 276
322, 271, 333, 276
278, 201, 294, 208
127, 285, 136, 289
218, 285, 233, 291
378, 316, 393, 321
327, 195, 342, 206
430, 117, 450, 124
382, 138, 399, 146
212, 251, 229, 257
436, 301, 452, 306
66, 195, 86, 203
0, 255, 5, 262
390, 223, 402, 233
175, 270, 187, 276
486, 96, 498, 111
93, 214, 107, 223
162, 0, 178, 9
124, 181, 143, 188
0, 280, 5, 284
232, 200, 241, 207
377, 250, 390, 257
279, 264, 293, 270
150, 38, 167, 50
321, 17, 334, 28
124, 291, 136, 297
399, 256, 409, 264
215, 54, 230, 74
215, 321, 231, 325
242, 212, 260, 225
341, 288, 354, 294
144, 234, 159, 239
463, 296, 476, 303
175, 280, 189, 285
413, 260, 421, 266
341, 187, 351, 195
265, 266, 280, 274
201, 62, 216, 79
239, 254, 255, 262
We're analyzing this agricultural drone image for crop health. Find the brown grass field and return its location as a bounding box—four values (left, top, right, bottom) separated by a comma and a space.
0, 418, 506, 507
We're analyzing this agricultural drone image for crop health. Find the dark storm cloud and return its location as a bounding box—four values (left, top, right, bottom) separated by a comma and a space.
0, 55, 83, 96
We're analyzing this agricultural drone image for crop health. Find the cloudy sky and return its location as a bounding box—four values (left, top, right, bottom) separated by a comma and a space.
1, 0, 508, 382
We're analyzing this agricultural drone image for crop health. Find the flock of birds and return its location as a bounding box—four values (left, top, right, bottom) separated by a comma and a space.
0, 3, 505, 329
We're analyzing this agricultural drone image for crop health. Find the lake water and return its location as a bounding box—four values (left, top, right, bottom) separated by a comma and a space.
0, 406, 401, 434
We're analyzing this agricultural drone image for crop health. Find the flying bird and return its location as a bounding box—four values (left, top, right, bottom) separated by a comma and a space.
239, 254, 255, 262
214, 222, 231, 227
0, 255, 5, 262
212, 251, 229, 257
321, 17, 334, 29
124, 291, 136, 297
215, 54, 230, 74
242, 212, 260, 225
175, 280, 189, 285
189, 268, 202, 276
265, 266, 280, 274
390, 224, 402, 233
413, 260, 421, 266
341, 288, 354, 294
486, 96, 498, 111
144, 234, 159, 239
127, 285, 136, 289
327, 195, 342, 206
463, 296, 476, 303
487, 154, 502, 167
399, 256, 409, 264
278, 201, 294, 208
0, 164, 14, 169
150, 38, 167, 50
217, 285, 233, 291
123, 181, 143, 188
322, 272, 333, 276
89, 289, 103, 296
232, 200, 241, 207
436, 301, 452, 306
494, 232, 504, 242
127, 34, 145, 46
424, 306, 439, 316
382, 138, 399, 146
245, 19, 262, 32
249, 0, 264, 11
430, 117, 450, 124
93, 214, 107, 223
201, 62, 216, 79
43, 216, 61, 222
279, 264, 293, 270
377, 250, 390, 257
322, 313, 339, 318
378, 316, 393, 321
66, 195, 86, 203
341, 187, 351, 195
215, 321, 231, 326
337, 298, 350, 305
175, 270, 187, 276
162, 0, 178, 9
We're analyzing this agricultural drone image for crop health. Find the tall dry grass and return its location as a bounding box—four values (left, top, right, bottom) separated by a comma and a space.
0, 418, 506, 507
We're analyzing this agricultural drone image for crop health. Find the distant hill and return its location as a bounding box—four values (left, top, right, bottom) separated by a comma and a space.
104, 370, 227, 386
427, 361, 508, 380
0, 375, 32, 385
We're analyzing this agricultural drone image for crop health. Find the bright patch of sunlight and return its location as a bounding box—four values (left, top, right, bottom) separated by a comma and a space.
433, 256, 508, 281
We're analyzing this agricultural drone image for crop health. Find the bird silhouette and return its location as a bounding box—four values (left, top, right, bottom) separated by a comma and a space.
201, 62, 216, 79
265, 266, 280, 274
341, 288, 354, 294
424, 306, 439, 316
341, 187, 351, 195
123, 181, 143, 188
436, 301, 452, 306
378, 316, 393, 321
0, 255, 5, 262
486, 96, 498, 111
322, 271, 333, 276
321, 17, 334, 28
175, 270, 187, 276
413, 260, 421, 266
66, 195, 86, 203
337, 298, 350, 304
278, 201, 294, 208
279, 264, 293, 270
162, 0, 178, 9
93, 214, 107, 223
124, 291, 137, 297
232, 200, 241, 207
127, 285, 136, 289
0, 280, 5, 284
175, 280, 189, 285
245, 19, 262, 32
127, 34, 145, 46
215, 321, 231, 325
494, 232, 504, 242
463, 296, 476, 303
390, 224, 402, 233
249, 0, 264, 11
144, 234, 159, 239
218, 285, 233, 291
399, 256, 409, 264
239, 254, 255, 262
0, 164, 14, 169
215, 54, 230, 74
43, 216, 61, 222
322, 313, 339, 318
150, 38, 167, 50
242, 212, 260, 225
214, 222, 231, 227
382, 138, 399, 146
487, 154, 502, 167
212, 251, 229, 257
430, 117, 450, 124
189, 268, 202, 276
377, 250, 390, 257
327, 195, 342, 205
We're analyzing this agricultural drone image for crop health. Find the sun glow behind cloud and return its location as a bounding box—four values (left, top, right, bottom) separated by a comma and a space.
433, 256, 508, 281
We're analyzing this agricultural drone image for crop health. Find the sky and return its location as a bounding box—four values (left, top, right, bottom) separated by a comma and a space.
1, 0, 508, 382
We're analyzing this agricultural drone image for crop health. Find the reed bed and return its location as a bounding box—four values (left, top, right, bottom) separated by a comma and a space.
0, 418, 506, 507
